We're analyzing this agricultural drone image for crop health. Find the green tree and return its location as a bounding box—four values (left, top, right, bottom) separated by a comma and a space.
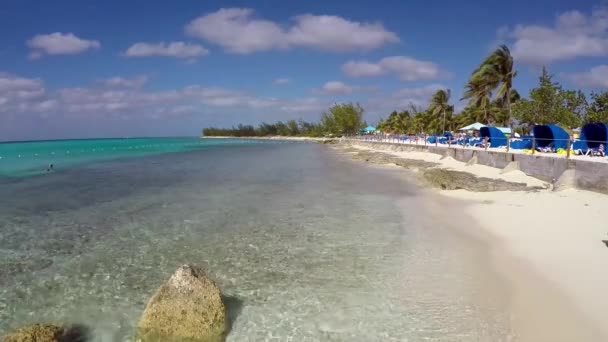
320, 103, 364, 136
461, 76, 493, 124
513, 67, 584, 128
585, 91, 608, 124
428, 89, 453, 134
475, 45, 517, 131
286, 119, 300, 136
275, 121, 290, 136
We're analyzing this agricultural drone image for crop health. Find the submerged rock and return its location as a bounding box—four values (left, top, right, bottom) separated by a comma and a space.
136, 265, 226, 342
1, 324, 88, 342
1, 324, 63, 342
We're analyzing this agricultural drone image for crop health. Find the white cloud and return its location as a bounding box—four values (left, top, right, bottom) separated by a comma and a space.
365, 84, 446, 114
185, 8, 398, 54
102, 76, 149, 88
286, 14, 398, 51
392, 84, 445, 105
319, 81, 354, 95
185, 8, 286, 54
0, 72, 47, 113
273, 78, 291, 85
342, 56, 444, 81
341, 61, 384, 77
561, 65, 608, 88
1, 71, 409, 125
26, 32, 100, 58
279, 97, 328, 113
124, 42, 209, 59
500, 7, 608, 64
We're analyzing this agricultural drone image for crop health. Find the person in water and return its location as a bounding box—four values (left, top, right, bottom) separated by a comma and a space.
46, 163, 54, 172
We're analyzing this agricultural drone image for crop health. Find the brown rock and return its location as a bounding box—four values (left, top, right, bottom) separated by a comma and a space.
1, 324, 63, 342
136, 265, 226, 342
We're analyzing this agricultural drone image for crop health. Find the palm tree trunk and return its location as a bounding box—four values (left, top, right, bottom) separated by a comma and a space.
442, 109, 446, 134
506, 87, 512, 132
484, 106, 488, 124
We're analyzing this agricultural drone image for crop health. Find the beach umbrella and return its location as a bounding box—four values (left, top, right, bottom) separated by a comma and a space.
459, 122, 486, 131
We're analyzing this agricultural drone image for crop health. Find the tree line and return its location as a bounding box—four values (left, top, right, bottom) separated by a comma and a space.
202, 103, 366, 137
378, 45, 608, 135
204, 45, 608, 137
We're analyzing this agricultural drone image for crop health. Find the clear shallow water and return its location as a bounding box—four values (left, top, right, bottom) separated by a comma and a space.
0, 141, 514, 341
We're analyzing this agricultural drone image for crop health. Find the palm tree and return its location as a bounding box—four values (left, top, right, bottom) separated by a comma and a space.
475, 45, 517, 131
492, 88, 521, 126
429, 89, 453, 134
461, 76, 493, 124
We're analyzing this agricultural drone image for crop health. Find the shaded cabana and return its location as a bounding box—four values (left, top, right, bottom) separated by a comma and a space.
580, 123, 608, 149
532, 124, 569, 150
480, 127, 507, 147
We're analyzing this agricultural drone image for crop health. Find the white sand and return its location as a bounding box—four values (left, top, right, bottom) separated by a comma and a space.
345, 142, 608, 340
443, 189, 608, 338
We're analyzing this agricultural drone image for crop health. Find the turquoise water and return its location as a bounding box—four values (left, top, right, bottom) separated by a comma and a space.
0, 137, 275, 177
0, 141, 513, 341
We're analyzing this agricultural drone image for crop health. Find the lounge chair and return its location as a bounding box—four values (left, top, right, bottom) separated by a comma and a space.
586, 144, 605, 157
536, 142, 555, 153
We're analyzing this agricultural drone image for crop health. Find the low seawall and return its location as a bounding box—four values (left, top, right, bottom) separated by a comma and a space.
344, 140, 608, 194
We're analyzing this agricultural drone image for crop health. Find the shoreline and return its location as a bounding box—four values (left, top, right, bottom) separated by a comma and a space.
337, 141, 608, 340
201, 135, 335, 142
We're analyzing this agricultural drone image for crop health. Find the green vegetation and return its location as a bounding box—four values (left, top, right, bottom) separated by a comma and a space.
202, 103, 363, 137
376, 44, 608, 135
204, 44, 608, 137
512, 68, 586, 130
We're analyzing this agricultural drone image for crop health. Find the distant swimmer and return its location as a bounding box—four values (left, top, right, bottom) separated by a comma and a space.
46, 163, 54, 172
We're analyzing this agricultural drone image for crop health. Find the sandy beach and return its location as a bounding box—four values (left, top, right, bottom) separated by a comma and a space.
341, 141, 608, 341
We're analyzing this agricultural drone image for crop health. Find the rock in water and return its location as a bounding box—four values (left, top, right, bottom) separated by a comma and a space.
137, 265, 226, 342
1, 324, 63, 342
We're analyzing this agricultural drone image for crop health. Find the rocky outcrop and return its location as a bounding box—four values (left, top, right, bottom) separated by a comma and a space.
1, 324, 64, 342
422, 168, 542, 192
349, 150, 438, 169
136, 265, 226, 342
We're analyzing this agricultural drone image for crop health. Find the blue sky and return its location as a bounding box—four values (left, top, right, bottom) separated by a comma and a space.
1, 0, 607, 141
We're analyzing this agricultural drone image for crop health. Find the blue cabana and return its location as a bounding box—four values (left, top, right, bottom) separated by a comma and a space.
532, 124, 569, 150
362, 126, 376, 133
509, 138, 532, 150
580, 123, 608, 149
480, 127, 507, 147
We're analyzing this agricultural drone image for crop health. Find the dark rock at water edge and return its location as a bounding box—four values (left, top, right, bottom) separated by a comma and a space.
350, 151, 438, 169
422, 168, 542, 192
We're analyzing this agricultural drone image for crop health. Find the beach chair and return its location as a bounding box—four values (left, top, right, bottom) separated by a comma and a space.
536, 142, 555, 153
586, 144, 605, 157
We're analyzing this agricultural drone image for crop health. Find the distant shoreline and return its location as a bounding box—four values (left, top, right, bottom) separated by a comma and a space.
200, 136, 336, 142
